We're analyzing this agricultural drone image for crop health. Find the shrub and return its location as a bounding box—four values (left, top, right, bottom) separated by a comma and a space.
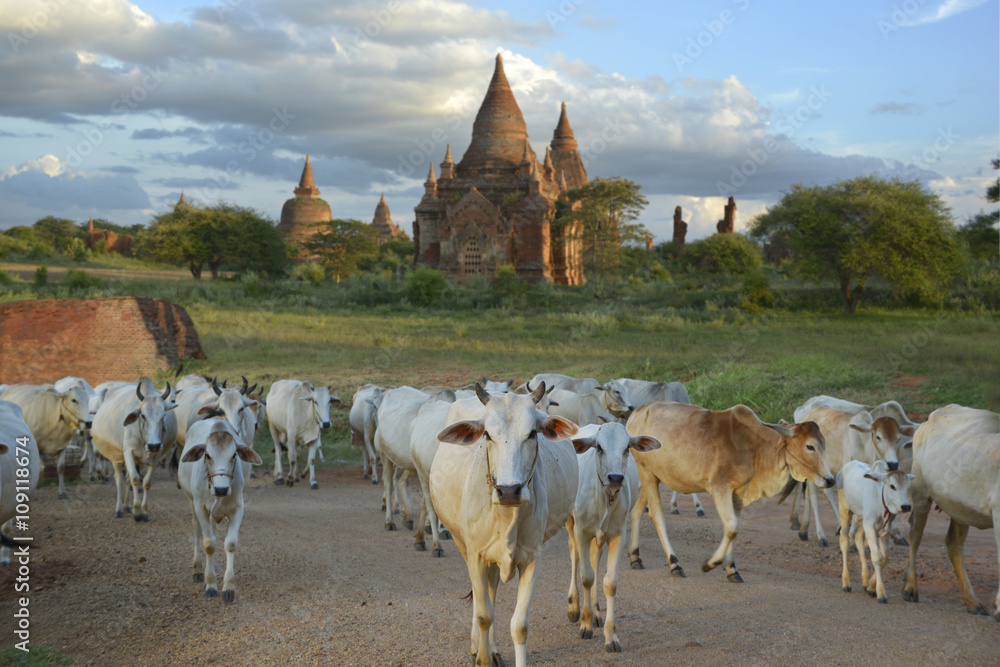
492, 264, 529, 305
0, 269, 10, 286
405, 267, 447, 307
33, 266, 48, 287
290, 262, 325, 287
686, 233, 763, 275
64, 269, 104, 291
740, 268, 776, 309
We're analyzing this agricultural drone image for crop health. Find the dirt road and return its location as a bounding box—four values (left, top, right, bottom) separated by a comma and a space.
2, 465, 997, 665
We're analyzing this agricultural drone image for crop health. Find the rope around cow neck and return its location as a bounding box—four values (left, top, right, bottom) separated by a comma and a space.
484, 439, 539, 496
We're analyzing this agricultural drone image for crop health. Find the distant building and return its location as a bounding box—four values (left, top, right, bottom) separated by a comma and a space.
278, 155, 332, 260
412, 54, 588, 284
371, 192, 405, 244
83, 216, 132, 254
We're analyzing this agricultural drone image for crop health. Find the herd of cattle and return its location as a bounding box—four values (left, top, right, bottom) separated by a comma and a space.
0, 371, 997, 666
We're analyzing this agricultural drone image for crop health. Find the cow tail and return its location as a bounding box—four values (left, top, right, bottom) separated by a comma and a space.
775, 476, 798, 505
461, 590, 473, 604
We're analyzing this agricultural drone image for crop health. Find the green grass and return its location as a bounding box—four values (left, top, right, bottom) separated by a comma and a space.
0, 645, 75, 667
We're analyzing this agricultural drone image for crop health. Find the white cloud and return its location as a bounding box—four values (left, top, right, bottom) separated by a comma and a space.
3, 154, 64, 178
907, 0, 989, 25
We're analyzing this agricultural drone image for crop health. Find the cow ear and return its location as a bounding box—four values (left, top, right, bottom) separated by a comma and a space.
849, 423, 873, 434
329, 395, 341, 406
182, 445, 206, 463
570, 437, 594, 454
907, 474, 915, 481
438, 420, 485, 446
595, 416, 609, 424
164, 402, 177, 411
537, 415, 578, 441
243, 399, 258, 408
236, 446, 263, 466
547, 401, 560, 408
198, 404, 220, 416
863, 472, 886, 482
629, 435, 661, 453
903, 440, 913, 449
123, 411, 139, 426
900, 425, 916, 437
594, 386, 605, 391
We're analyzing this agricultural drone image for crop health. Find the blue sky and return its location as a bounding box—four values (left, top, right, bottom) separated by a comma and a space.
0, 0, 996, 241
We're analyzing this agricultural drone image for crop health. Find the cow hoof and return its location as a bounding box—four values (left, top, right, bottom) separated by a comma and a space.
568, 610, 580, 623
193, 573, 204, 583
385, 523, 396, 532
222, 590, 235, 603
894, 536, 909, 547
133, 514, 144, 523
403, 519, 414, 531
205, 588, 218, 598
798, 532, 809, 542
878, 597, 888, 604
490, 652, 505, 667
0, 558, 8, 567
123, 506, 132, 514
902, 590, 917, 603
842, 585, 851, 593
670, 565, 686, 578
790, 521, 800, 531
696, 508, 706, 517
867, 589, 876, 598
970, 605, 991, 616
433, 547, 444, 558
580, 628, 593, 640
605, 639, 622, 653
441, 529, 452, 540
700, 560, 714, 573
141, 515, 150, 522
670, 509, 680, 515
415, 543, 426, 552
594, 614, 603, 628
363, 473, 370, 480
274, 479, 285, 486
818, 538, 830, 547
629, 558, 644, 570
727, 571, 744, 584
371, 478, 378, 485
115, 511, 124, 519
310, 482, 319, 490
59, 492, 69, 500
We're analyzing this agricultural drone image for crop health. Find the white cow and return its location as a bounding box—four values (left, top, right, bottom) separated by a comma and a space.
903, 404, 1000, 620
431, 383, 579, 667
837, 460, 914, 603
374, 386, 433, 533
409, 396, 455, 556
91, 378, 177, 521
0, 400, 41, 567
265, 380, 338, 489
547, 389, 619, 426
788, 405, 915, 546
174, 378, 259, 451
350, 384, 386, 483
175, 374, 214, 391
529, 373, 633, 417
566, 423, 660, 652
0, 383, 90, 500
54, 376, 108, 483
178, 418, 261, 602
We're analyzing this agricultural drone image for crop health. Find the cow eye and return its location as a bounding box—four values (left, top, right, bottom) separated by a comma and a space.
890, 484, 896, 490
483, 431, 492, 441
529, 430, 537, 439
806, 444, 815, 451
595, 445, 603, 454
876, 435, 882, 441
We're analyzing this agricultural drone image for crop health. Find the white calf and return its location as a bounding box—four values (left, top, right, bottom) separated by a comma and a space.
837, 460, 914, 603
566, 423, 659, 652
0, 400, 41, 566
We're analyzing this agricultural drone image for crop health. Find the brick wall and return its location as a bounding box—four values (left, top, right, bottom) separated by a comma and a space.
0, 297, 206, 384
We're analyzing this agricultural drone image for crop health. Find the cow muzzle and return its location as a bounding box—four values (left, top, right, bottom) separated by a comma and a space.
146, 443, 162, 453
887, 461, 899, 471
606, 473, 625, 487
85, 420, 93, 428
213, 486, 231, 497
900, 503, 911, 513
821, 476, 835, 488
321, 421, 332, 429
495, 484, 526, 506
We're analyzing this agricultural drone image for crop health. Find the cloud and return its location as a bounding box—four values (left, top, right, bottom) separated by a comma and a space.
871, 101, 923, 115
907, 0, 989, 25
131, 126, 205, 140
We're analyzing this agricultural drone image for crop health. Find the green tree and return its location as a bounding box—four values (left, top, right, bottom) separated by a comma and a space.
957, 158, 999, 263
305, 219, 378, 283
559, 177, 650, 279
685, 233, 763, 275
137, 205, 210, 278
32, 216, 79, 253
211, 203, 287, 277
750, 175, 961, 313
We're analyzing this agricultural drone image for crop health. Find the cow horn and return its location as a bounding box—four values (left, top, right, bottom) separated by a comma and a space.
525, 381, 534, 393
764, 422, 795, 437
247, 383, 258, 395
529, 381, 546, 404
222, 379, 228, 388
203, 375, 215, 384
173, 361, 185, 378
475, 383, 490, 406
241, 376, 249, 395
136, 381, 145, 401
161, 382, 172, 400
212, 379, 223, 396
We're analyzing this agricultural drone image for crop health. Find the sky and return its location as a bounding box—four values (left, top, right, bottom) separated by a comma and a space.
0, 0, 997, 241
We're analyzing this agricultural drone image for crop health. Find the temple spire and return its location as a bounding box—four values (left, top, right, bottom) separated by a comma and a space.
178, 191, 186, 205
458, 53, 531, 173
294, 155, 320, 198
423, 161, 437, 198
551, 101, 578, 152
440, 144, 455, 179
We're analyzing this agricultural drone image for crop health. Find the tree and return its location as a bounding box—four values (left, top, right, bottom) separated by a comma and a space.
559, 177, 650, 279
957, 158, 999, 263
305, 219, 378, 283
32, 216, 79, 253
137, 205, 209, 278
750, 176, 962, 313
211, 204, 287, 277
685, 233, 764, 275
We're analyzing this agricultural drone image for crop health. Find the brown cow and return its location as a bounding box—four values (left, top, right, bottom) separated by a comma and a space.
626, 402, 835, 582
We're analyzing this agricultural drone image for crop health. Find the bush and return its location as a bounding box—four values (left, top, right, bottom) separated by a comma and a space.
686, 233, 763, 275
64, 269, 104, 291
33, 266, 48, 287
492, 264, 529, 305
290, 262, 326, 287
740, 268, 776, 309
0, 269, 10, 286
405, 267, 447, 307
69, 238, 88, 263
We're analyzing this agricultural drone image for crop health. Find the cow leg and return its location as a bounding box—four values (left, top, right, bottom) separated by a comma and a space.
838, 495, 852, 592
198, 507, 219, 597
511, 558, 539, 667
414, 470, 435, 554
112, 460, 126, 517
810, 482, 829, 546
138, 457, 155, 521
603, 532, 624, 652
992, 521, 1000, 620
397, 470, 414, 530
798, 481, 813, 542
581, 537, 604, 637
286, 440, 299, 488
703, 487, 742, 582
190, 512, 204, 582
306, 439, 319, 489
903, 476, 932, 603
865, 523, 888, 602
467, 560, 496, 667
889, 517, 908, 547
56, 448, 68, 499
789, 483, 801, 531
945, 519, 989, 615
645, 481, 684, 576
221, 503, 244, 603
382, 457, 397, 531
123, 450, 145, 521
855, 521, 870, 593
364, 422, 379, 484
0, 520, 12, 566
669, 490, 680, 514
268, 423, 284, 485
566, 515, 580, 623
691, 493, 705, 517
